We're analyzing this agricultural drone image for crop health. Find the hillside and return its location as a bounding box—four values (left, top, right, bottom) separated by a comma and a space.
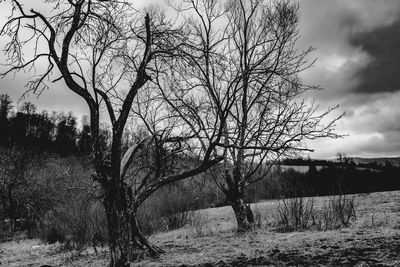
1, 191, 400, 266
350, 157, 400, 167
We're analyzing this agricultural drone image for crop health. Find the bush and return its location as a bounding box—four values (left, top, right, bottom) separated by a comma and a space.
35, 200, 107, 250
272, 168, 315, 231
274, 193, 357, 232
275, 196, 315, 231
0, 219, 14, 242
319, 194, 356, 230
270, 165, 357, 232
30, 158, 214, 247
0, 147, 55, 235
26, 157, 108, 250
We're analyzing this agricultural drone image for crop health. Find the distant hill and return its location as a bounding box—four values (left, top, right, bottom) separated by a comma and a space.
281, 156, 400, 168
350, 157, 400, 167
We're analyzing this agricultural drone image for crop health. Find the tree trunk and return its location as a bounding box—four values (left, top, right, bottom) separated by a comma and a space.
102, 182, 163, 267
103, 184, 131, 267
230, 198, 255, 231
224, 172, 255, 232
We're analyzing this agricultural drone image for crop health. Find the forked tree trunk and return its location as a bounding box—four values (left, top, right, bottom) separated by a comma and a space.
102, 181, 163, 267
230, 198, 255, 231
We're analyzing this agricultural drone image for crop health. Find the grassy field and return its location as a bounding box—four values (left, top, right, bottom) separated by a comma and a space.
1, 190, 400, 266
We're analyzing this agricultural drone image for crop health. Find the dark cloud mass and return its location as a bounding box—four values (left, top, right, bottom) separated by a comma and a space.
351, 19, 400, 93
295, 0, 400, 158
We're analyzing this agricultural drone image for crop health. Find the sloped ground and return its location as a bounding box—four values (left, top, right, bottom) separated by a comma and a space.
1, 191, 400, 266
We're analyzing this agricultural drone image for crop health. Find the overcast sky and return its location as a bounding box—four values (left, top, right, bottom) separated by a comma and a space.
1, 0, 400, 159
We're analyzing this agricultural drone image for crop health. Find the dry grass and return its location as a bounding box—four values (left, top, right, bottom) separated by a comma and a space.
1, 190, 400, 266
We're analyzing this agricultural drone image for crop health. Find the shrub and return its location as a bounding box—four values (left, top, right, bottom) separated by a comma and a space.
319, 194, 356, 230
0, 219, 14, 242
34, 199, 107, 250
274, 193, 357, 232
275, 196, 315, 231
270, 165, 357, 231
26, 157, 108, 250
273, 168, 316, 231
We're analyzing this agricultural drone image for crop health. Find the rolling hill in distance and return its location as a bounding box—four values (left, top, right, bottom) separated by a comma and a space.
345, 157, 400, 166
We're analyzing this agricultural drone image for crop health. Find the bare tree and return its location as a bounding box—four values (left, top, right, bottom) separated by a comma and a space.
0, 1, 224, 266
163, 0, 342, 231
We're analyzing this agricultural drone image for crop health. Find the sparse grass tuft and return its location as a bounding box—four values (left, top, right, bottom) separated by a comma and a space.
189, 210, 210, 238
253, 205, 264, 228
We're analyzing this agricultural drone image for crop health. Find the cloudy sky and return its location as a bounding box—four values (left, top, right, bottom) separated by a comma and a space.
0, 0, 400, 159
298, 0, 400, 158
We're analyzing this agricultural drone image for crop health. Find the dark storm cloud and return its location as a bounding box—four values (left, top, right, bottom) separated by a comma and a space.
299, 0, 400, 102
297, 0, 400, 157
350, 19, 400, 94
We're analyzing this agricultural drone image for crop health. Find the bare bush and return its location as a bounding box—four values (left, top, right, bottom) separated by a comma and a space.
27, 158, 107, 251
0, 147, 52, 236
273, 168, 316, 231
0, 219, 13, 242
320, 194, 357, 230
274, 194, 357, 232
35, 199, 107, 251
275, 196, 315, 231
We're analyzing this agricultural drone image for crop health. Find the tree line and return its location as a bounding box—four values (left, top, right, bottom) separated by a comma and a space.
1, 95, 94, 156
252, 160, 400, 202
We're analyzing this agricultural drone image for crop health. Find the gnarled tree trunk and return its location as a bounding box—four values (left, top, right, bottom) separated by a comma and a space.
224, 173, 254, 231
102, 179, 163, 267
230, 197, 255, 231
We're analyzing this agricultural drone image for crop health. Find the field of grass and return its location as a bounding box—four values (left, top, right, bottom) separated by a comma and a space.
1, 190, 400, 266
